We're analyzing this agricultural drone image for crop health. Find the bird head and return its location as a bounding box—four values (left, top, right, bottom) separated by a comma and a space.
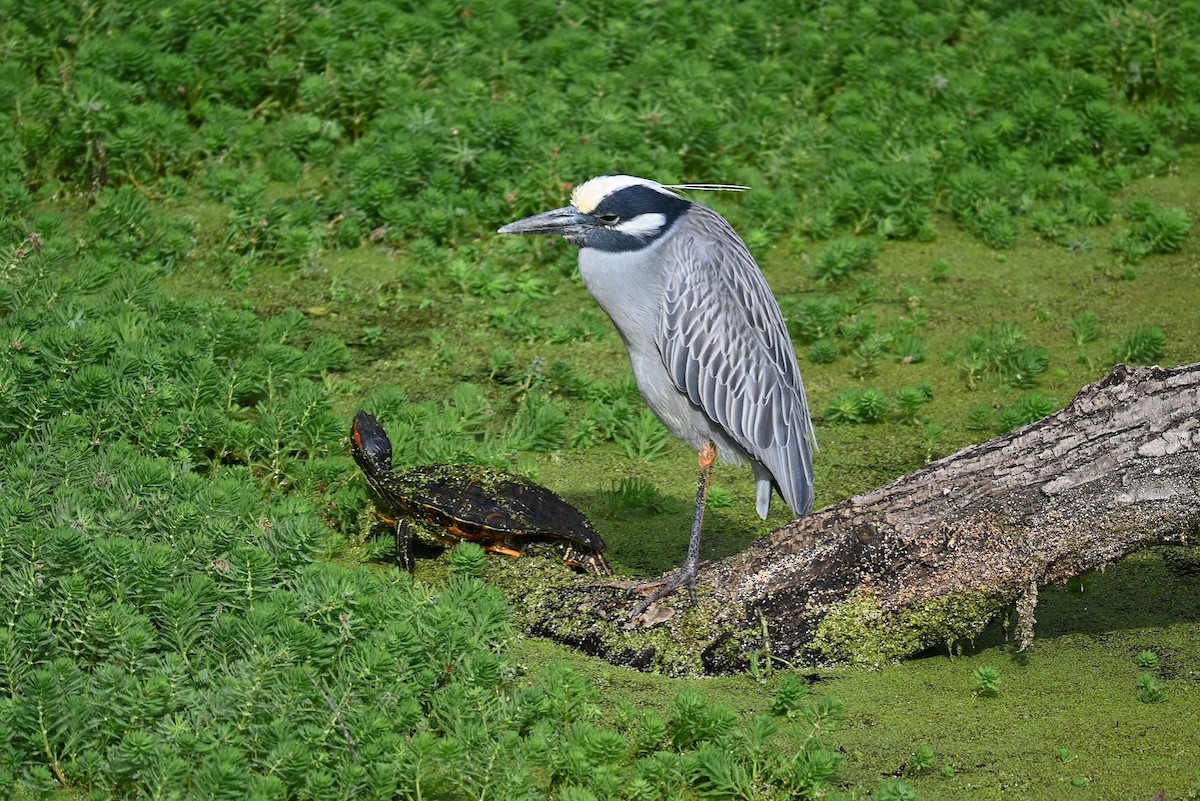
498, 175, 747, 252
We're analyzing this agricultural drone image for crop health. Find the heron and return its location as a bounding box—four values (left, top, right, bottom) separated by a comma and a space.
499, 175, 815, 614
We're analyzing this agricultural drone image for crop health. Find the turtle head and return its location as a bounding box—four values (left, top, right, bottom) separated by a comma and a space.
351, 411, 394, 477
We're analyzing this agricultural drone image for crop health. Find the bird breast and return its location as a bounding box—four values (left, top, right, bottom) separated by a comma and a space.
578, 243, 668, 353
577, 240, 750, 463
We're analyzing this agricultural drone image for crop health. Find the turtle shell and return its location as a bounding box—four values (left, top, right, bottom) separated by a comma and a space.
352, 411, 608, 561
385, 463, 605, 549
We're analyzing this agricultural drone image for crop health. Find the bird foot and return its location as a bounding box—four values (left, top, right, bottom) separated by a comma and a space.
628, 564, 702, 618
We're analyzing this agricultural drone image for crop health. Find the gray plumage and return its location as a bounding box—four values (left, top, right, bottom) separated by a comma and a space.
499, 174, 816, 609
578, 203, 815, 519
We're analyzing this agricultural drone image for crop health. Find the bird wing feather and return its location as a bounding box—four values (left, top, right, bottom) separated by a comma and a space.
658, 205, 816, 516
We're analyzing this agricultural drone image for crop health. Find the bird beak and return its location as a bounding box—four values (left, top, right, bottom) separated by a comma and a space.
497, 206, 591, 239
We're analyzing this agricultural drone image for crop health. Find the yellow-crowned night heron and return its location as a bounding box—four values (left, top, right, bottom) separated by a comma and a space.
499, 175, 816, 614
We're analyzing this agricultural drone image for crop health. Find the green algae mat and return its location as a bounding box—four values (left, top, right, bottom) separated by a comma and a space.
3, 1, 1200, 798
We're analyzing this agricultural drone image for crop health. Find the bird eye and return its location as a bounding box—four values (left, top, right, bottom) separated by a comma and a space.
598, 214, 621, 225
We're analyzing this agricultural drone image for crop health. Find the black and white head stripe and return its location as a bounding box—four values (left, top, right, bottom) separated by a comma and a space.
566, 176, 747, 251
570, 175, 749, 214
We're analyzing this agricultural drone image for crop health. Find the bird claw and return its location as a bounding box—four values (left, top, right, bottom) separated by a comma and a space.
628, 565, 700, 618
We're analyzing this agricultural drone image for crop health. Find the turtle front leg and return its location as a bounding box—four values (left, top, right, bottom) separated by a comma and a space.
395, 519, 416, 572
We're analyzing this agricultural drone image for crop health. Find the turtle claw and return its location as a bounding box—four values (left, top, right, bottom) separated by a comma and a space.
563, 543, 613, 576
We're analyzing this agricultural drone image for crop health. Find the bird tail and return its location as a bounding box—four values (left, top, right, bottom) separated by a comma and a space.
754, 440, 815, 520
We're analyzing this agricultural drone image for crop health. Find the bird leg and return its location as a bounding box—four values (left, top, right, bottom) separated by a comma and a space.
630, 441, 715, 617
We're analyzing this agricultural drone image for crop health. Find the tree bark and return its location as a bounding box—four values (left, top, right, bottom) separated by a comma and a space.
501, 362, 1200, 675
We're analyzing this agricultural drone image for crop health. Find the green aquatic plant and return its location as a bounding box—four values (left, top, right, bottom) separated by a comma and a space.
1071, 311, 1101, 345
997, 392, 1059, 432
771, 675, 810, 717
507, 391, 568, 453
4, 0, 1198, 252
1112, 199, 1193, 261
825, 388, 889, 424
958, 323, 1050, 389
469, 264, 514, 300
1058, 179, 1114, 227
973, 200, 1019, 250
930, 259, 950, 282
619, 409, 671, 462
0, 235, 349, 465
1030, 207, 1071, 242
86, 185, 194, 272
1110, 324, 1167, 364
922, 422, 946, 462
487, 301, 545, 342
855, 388, 892, 422
812, 237, 879, 284
904, 744, 937, 776
894, 384, 933, 422
448, 541, 489, 578
850, 334, 889, 378
1137, 672, 1167, 703
825, 384, 934, 426
487, 347, 517, 383
836, 311, 877, 346
705, 485, 733, 510
608, 477, 669, 515
876, 778, 920, 801
826, 392, 863, 424
548, 312, 608, 345
573, 397, 636, 451
890, 333, 928, 364
966, 404, 999, 433
973, 666, 1003, 697
784, 296, 849, 343
808, 338, 841, 364
545, 359, 596, 399
668, 690, 848, 799
968, 392, 1060, 435
1141, 207, 1193, 253
943, 165, 1020, 249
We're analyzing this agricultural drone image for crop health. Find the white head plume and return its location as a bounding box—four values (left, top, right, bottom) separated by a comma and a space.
571, 175, 750, 213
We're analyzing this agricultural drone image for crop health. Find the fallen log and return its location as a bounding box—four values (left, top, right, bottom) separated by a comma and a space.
493, 362, 1200, 675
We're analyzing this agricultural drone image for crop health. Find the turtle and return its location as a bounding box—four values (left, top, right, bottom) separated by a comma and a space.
351, 410, 611, 575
